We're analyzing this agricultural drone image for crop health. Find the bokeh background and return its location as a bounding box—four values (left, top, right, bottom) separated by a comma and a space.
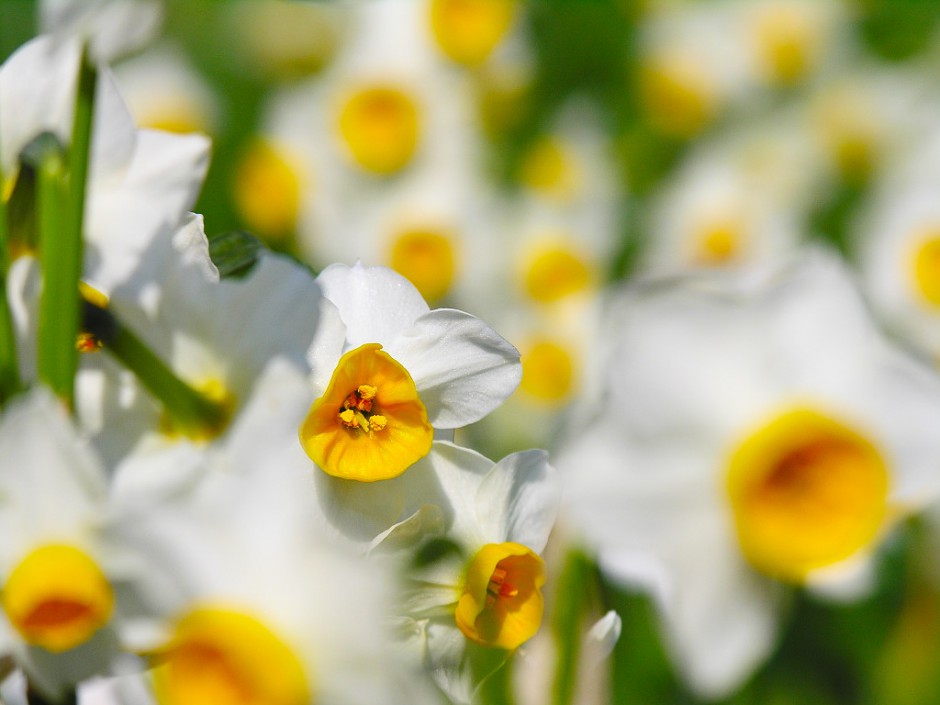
7, 1, 940, 703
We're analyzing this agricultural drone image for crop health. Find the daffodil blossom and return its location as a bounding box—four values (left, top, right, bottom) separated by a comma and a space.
81, 214, 321, 475
111, 421, 435, 705
556, 249, 940, 698
300, 263, 521, 482
0, 389, 130, 700
392, 442, 557, 704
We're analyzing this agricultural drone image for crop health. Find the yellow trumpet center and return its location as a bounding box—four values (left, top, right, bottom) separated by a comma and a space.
640, 53, 716, 138
388, 228, 457, 303
519, 136, 580, 202
521, 240, 594, 304
154, 607, 309, 705
753, 4, 820, 86
519, 338, 575, 405
726, 408, 889, 583
692, 218, 745, 266
911, 234, 940, 307
338, 86, 420, 176
455, 542, 545, 650
429, 0, 515, 66
300, 343, 433, 482
233, 139, 302, 242
2, 544, 114, 653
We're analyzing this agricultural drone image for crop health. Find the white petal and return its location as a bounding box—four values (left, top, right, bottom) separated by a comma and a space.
474, 449, 557, 553
316, 263, 429, 348
41, 0, 163, 62
391, 309, 521, 428
586, 610, 622, 660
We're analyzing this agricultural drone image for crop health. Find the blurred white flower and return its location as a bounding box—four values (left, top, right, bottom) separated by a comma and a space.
39, 0, 163, 62
556, 250, 940, 697
0, 390, 128, 699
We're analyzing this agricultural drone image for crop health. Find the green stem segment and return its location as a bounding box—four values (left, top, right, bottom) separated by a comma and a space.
82, 300, 231, 438
36, 51, 96, 408
0, 139, 21, 403
552, 548, 594, 705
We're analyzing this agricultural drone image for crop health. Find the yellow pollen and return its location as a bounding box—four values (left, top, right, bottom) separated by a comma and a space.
2, 544, 114, 653
233, 139, 302, 242
76, 331, 103, 353
154, 606, 309, 705
429, 0, 515, 66
456, 542, 545, 650
338, 86, 420, 175
521, 240, 594, 304
388, 228, 457, 303
726, 408, 889, 583
911, 234, 940, 307
300, 343, 433, 481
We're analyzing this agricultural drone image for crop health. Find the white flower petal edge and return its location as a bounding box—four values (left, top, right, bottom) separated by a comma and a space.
40, 0, 163, 62
316, 262, 430, 348
391, 309, 523, 428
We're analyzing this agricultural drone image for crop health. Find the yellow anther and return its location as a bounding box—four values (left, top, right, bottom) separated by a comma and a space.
357, 385, 378, 401
368, 415, 387, 433
76, 332, 103, 353
339, 409, 359, 427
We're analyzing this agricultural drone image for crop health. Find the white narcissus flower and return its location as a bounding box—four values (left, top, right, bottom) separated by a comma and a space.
300, 263, 520, 482
39, 0, 163, 62
81, 214, 321, 472
394, 442, 558, 704
111, 428, 433, 705
0, 389, 130, 700
0, 34, 209, 310
556, 250, 940, 698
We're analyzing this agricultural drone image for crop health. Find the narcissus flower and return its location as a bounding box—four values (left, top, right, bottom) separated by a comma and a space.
556, 250, 940, 698
395, 442, 557, 703
0, 390, 126, 699
113, 421, 433, 705
300, 264, 520, 482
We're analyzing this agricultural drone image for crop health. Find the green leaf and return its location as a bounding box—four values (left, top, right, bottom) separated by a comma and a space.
209, 230, 263, 279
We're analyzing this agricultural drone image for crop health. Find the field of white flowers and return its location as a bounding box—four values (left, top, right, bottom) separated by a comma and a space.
3, 1, 940, 704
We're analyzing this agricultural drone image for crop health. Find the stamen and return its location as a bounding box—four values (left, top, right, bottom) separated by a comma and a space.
75, 331, 102, 353
337, 384, 386, 437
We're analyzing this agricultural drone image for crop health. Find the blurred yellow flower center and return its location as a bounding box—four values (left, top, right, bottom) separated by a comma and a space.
693, 218, 745, 265
2, 544, 113, 653
159, 378, 237, 443
300, 343, 433, 482
233, 139, 302, 242
522, 241, 594, 304
726, 408, 889, 583
456, 542, 545, 650
815, 93, 880, 183
520, 338, 575, 404
640, 53, 716, 138
155, 607, 309, 705
753, 4, 820, 86
388, 228, 457, 303
911, 235, 940, 306
338, 86, 420, 175
519, 136, 580, 202
430, 0, 515, 66
140, 100, 209, 135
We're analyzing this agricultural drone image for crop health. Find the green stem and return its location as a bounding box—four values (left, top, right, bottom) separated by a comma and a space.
551, 548, 592, 705
36, 51, 96, 408
0, 136, 21, 402
83, 300, 231, 438
35, 139, 73, 404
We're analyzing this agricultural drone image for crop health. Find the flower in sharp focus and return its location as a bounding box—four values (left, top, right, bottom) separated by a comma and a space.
300, 263, 520, 482
555, 249, 940, 698
395, 442, 557, 704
